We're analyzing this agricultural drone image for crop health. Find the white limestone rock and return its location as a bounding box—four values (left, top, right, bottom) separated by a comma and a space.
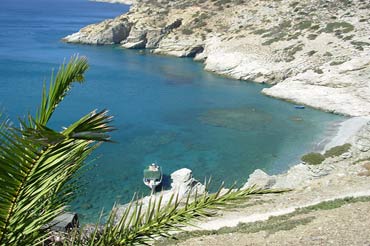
170, 168, 205, 196
262, 56, 370, 117
243, 169, 276, 189
273, 164, 312, 189
63, 17, 132, 45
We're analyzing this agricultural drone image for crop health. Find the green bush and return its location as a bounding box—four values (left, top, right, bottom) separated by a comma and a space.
307, 34, 318, 40
330, 60, 346, 66
181, 28, 194, 35
307, 50, 317, 56
324, 22, 354, 33
294, 20, 312, 30
313, 68, 324, 74
301, 152, 325, 165
324, 143, 351, 158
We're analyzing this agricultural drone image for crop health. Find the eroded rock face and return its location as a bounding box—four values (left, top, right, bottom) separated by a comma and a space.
63, 17, 132, 45
63, 0, 370, 116
121, 29, 147, 48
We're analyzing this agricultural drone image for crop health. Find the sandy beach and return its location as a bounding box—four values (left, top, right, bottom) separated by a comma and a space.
323, 116, 370, 151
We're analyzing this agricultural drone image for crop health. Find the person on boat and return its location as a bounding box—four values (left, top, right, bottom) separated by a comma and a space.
149, 163, 158, 171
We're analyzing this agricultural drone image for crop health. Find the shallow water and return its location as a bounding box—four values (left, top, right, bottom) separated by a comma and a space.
0, 0, 344, 223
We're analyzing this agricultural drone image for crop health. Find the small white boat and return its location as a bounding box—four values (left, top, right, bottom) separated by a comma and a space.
143, 163, 162, 193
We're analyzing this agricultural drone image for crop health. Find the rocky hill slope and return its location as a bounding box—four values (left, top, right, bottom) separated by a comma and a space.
63, 0, 370, 116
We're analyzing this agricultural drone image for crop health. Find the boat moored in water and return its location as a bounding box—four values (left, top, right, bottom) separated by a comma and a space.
143, 163, 162, 193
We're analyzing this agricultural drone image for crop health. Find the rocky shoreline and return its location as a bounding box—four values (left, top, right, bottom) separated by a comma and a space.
64, 0, 370, 116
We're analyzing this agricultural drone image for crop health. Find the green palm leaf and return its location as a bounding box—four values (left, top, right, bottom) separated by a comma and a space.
0, 57, 113, 246
81, 184, 286, 245
36, 56, 88, 126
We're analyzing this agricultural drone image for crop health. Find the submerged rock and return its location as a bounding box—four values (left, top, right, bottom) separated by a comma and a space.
199, 107, 273, 131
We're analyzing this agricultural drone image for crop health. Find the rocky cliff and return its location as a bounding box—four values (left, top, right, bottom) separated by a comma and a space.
63, 0, 370, 116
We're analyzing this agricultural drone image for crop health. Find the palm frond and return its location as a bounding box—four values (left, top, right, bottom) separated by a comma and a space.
36, 55, 89, 125
81, 185, 286, 245
0, 57, 113, 246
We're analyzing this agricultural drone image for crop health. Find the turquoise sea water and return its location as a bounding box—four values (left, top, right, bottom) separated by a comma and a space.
0, 0, 344, 223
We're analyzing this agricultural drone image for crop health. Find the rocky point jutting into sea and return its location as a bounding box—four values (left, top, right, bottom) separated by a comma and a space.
64, 0, 370, 117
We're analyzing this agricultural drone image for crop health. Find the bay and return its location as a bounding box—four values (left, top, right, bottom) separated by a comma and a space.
0, 0, 344, 223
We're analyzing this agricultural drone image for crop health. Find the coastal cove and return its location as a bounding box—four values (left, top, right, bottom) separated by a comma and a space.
0, 0, 347, 225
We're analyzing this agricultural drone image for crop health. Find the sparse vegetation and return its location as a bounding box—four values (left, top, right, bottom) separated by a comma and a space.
330, 60, 346, 66
350, 41, 370, 50
301, 152, 325, 165
314, 67, 324, 74
294, 20, 312, 30
182, 28, 194, 35
307, 50, 317, 56
283, 43, 304, 62
307, 33, 318, 40
310, 24, 320, 30
301, 144, 352, 165
358, 162, 370, 176
324, 143, 351, 158
156, 196, 370, 245
343, 35, 354, 40
324, 22, 354, 33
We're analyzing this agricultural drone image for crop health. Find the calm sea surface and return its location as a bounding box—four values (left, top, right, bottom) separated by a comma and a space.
0, 0, 344, 222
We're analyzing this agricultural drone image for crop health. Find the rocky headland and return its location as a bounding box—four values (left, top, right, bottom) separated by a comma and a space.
64, 0, 370, 116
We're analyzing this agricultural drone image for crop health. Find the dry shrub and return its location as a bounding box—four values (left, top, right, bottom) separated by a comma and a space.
358, 162, 370, 176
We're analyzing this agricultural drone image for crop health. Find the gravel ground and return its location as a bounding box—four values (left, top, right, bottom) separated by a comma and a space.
169, 201, 370, 246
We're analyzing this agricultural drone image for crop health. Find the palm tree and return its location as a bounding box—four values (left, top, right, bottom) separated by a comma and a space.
0, 56, 114, 246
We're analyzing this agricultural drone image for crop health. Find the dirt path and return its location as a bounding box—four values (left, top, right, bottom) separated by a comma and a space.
166, 200, 370, 246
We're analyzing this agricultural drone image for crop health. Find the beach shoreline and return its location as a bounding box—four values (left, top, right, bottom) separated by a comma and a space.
323, 116, 370, 152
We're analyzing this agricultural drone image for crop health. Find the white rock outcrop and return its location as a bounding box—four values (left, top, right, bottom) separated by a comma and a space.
170, 168, 205, 196
243, 169, 276, 189
63, 17, 132, 45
